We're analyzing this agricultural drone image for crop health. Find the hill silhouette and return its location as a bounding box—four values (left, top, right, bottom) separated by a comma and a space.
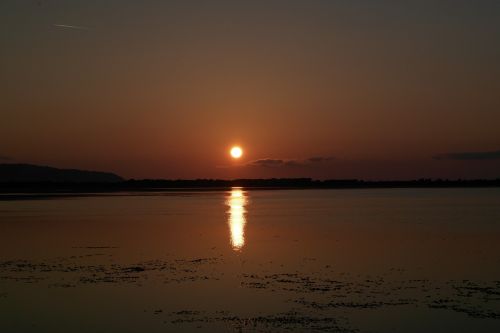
0, 164, 499, 193
0, 164, 123, 183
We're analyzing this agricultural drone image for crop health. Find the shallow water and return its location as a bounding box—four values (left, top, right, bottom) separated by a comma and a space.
1, 188, 500, 332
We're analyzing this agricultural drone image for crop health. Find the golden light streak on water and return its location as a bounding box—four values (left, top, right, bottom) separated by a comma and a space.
226, 188, 247, 251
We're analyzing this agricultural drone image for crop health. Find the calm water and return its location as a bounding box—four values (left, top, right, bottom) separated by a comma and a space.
1, 188, 500, 332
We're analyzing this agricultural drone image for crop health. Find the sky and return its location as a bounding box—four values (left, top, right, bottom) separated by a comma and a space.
1, 0, 499, 180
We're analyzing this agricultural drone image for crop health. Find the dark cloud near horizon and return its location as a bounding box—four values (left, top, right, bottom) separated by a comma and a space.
248, 159, 298, 168
0, 155, 11, 161
247, 156, 335, 168
433, 150, 500, 161
306, 156, 335, 163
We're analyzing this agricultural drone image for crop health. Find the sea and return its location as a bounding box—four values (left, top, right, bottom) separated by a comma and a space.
1, 188, 499, 332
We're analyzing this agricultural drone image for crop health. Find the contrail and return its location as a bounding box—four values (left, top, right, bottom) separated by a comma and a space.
53, 24, 89, 31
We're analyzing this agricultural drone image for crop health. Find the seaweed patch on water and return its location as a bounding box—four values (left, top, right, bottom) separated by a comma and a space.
428, 298, 500, 319
238, 269, 500, 320
1, 256, 500, 323
424, 280, 500, 319
0, 256, 224, 286
166, 309, 357, 332
240, 273, 352, 294
294, 298, 414, 310
449, 280, 500, 301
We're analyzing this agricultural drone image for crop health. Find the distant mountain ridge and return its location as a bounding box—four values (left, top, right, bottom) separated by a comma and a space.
0, 164, 123, 183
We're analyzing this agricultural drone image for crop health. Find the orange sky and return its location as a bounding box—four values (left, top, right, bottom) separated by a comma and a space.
1, 1, 499, 179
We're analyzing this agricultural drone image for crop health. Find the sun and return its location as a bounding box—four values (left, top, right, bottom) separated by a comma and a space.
230, 146, 243, 159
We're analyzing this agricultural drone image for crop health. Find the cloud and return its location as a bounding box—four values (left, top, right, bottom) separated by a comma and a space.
247, 156, 335, 168
53, 24, 90, 31
0, 155, 11, 161
306, 156, 335, 163
433, 150, 500, 161
248, 159, 297, 168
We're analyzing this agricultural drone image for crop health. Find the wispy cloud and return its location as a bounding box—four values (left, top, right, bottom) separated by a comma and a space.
433, 150, 500, 161
247, 156, 335, 168
53, 24, 90, 31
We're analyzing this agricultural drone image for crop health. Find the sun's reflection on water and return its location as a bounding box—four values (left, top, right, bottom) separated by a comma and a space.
226, 187, 248, 251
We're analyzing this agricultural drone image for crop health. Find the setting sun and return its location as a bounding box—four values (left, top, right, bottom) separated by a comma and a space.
230, 146, 243, 159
